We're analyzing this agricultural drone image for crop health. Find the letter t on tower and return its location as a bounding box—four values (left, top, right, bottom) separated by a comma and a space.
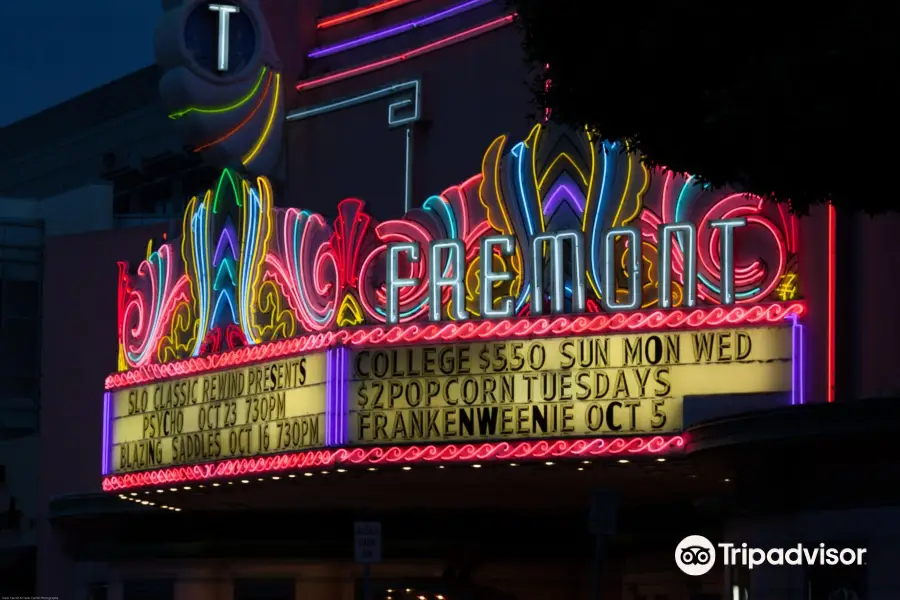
209, 4, 240, 72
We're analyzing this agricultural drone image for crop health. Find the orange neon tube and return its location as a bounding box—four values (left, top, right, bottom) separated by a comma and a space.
318, 0, 421, 29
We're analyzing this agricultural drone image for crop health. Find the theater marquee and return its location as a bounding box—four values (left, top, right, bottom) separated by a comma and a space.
103, 124, 807, 488
349, 327, 792, 444
108, 355, 327, 474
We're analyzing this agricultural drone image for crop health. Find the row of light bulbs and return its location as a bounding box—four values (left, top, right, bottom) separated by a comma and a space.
384, 589, 446, 600
121, 457, 674, 497
118, 493, 181, 511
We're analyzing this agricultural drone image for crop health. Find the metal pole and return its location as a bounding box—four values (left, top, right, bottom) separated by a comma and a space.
363, 563, 372, 600
592, 533, 604, 600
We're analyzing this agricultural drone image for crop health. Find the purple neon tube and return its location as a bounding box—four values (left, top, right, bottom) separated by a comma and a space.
542, 183, 585, 215
308, 0, 493, 58
102, 392, 112, 474
337, 347, 348, 446
325, 347, 350, 446
212, 227, 239, 265
787, 314, 805, 405
326, 348, 333, 446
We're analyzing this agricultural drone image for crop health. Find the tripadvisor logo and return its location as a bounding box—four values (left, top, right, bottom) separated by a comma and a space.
675, 536, 868, 576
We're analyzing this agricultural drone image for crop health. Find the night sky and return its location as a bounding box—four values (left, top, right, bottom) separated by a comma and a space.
0, 0, 162, 127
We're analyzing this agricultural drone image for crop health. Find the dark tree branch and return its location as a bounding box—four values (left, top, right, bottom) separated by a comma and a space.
506, 0, 900, 214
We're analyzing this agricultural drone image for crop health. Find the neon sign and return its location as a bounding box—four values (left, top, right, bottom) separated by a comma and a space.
115, 125, 802, 374
383, 218, 747, 324
156, 0, 284, 174
208, 4, 241, 72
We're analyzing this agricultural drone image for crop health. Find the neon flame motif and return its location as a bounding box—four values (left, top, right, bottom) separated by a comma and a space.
115, 125, 801, 371
266, 207, 340, 331
183, 170, 273, 355
648, 172, 793, 304
119, 245, 192, 369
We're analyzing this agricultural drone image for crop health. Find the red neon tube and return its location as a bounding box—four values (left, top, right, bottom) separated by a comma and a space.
298, 14, 516, 91
106, 302, 806, 390
318, 0, 421, 29
101, 436, 686, 491
827, 204, 836, 402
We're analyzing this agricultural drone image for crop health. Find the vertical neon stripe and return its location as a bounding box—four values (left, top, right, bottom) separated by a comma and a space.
827, 204, 836, 402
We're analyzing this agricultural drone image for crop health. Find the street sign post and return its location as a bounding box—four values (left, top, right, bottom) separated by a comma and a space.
588, 490, 618, 600
354, 521, 382, 600
354, 521, 382, 564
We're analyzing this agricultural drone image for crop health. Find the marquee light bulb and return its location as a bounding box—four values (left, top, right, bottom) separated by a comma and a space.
102, 436, 685, 491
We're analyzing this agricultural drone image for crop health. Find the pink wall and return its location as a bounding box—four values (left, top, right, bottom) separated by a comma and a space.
37, 223, 165, 594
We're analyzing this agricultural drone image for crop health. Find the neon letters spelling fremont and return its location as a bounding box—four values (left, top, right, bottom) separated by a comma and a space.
115, 125, 803, 373
384, 219, 746, 324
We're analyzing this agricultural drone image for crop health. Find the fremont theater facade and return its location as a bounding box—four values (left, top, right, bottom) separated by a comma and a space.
37, 1, 900, 600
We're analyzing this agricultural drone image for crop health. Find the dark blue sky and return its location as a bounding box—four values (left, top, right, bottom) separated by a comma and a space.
0, 1, 162, 127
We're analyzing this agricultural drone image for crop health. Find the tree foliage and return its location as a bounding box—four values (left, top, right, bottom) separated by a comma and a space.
507, 1, 900, 213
